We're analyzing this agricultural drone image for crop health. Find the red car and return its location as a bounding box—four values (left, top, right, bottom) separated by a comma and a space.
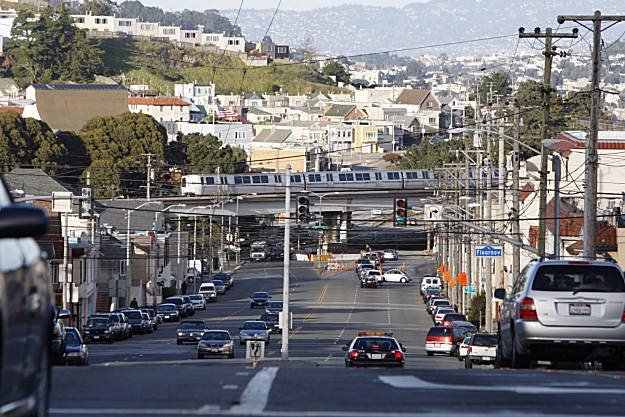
440, 313, 467, 327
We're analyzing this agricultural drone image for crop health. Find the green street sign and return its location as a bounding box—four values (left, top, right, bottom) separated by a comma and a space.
312, 225, 328, 230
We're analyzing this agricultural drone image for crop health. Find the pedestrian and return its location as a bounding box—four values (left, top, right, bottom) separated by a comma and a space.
130, 297, 138, 308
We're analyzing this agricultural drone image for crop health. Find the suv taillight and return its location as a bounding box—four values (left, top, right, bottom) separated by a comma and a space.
622, 308, 625, 322
519, 297, 538, 320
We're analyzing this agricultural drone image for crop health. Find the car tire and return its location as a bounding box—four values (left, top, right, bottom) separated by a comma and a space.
511, 333, 530, 369
601, 360, 625, 371
250, 305, 254, 309
177, 340, 182, 345
198, 353, 204, 359
107, 337, 114, 344
465, 358, 473, 369
229, 352, 235, 359
426, 351, 433, 356
401, 277, 407, 283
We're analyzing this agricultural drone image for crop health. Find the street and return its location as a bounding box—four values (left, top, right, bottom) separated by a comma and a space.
49, 255, 625, 416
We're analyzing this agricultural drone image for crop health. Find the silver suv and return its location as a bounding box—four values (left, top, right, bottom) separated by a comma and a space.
495, 259, 625, 370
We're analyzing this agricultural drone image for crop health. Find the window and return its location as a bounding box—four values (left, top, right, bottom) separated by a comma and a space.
274, 175, 282, 183
118, 20, 132, 27
375, 172, 381, 180
291, 175, 301, 183
429, 117, 436, 125
242, 176, 251, 184
141, 24, 152, 30
204, 176, 214, 185
338, 174, 346, 181
261, 176, 269, 184
355, 173, 364, 181
423, 171, 429, 179
326, 173, 333, 181
51, 264, 59, 284
308, 174, 317, 182
163, 28, 176, 35
75, 17, 85, 23
220, 177, 228, 184
386, 172, 400, 180
427, 101, 433, 108
363, 173, 370, 180
120, 261, 127, 276
252, 176, 261, 184
234, 176, 242, 185
532, 266, 625, 292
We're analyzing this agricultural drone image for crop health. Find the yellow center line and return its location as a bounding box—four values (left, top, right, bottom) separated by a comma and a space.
289, 283, 328, 339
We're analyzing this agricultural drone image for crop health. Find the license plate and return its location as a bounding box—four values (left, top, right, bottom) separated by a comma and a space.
482, 356, 492, 360
211, 348, 219, 352
370, 354, 383, 360
93, 336, 99, 339
569, 304, 591, 316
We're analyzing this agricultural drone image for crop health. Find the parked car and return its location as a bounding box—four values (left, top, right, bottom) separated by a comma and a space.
239, 321, 270, 345
440, 313, 467, 327
189, 294, 206, 310
464, 333, 498, 369
421, 275, 442, 295
115, 312, 132, 339
141, 312, 154, 333
0, 180, 52, 417
177, 320, 207, 344
84, 316, 115, 344
50, 308, 70, 364
457, 336, 472, 361
92, 313, 122, 340
141, 308, 159, 330
382, 268, 411, 283
250, 292, 271, 309
198, 330, 235, 359
64, 327, 88, 366
199, 283, 217, 302
181, 296, 195, 316
423, 286, 441, 302
212, 279, 227, 295
121, 309, 146, 335
495, 259, 625, 370
165, 296, 188, 318
157, 303, 180, 322
428, 298, 451, 315
213, 272, 233, 288
433, 308, 456, 325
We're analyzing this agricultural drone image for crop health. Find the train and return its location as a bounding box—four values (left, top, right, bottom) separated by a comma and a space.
180, 168, 500, 196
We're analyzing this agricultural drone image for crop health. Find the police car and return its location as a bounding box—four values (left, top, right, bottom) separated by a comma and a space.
343, 332, 406, 368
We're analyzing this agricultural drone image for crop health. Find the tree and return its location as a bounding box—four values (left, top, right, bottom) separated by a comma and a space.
323, 60, 350, 85
175, 133, 247, 174
301, 36, 316, 62
0, 112, 66, 173
79, 112, 167, 197
471, 71, 512, 105
78, 0, 115, 15
394, 138, 465, 170
6, 7, 104, 83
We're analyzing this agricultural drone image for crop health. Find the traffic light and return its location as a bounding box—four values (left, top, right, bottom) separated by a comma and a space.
297, 192, 310, 223
394, 197, 407, 226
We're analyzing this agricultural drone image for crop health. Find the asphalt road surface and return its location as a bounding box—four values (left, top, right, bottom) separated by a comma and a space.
50, 254, 625, 416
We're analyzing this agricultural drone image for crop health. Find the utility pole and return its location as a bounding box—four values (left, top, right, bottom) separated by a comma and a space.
512, 100, 521, 288
519, 27, 577, 257
281, 164, 292, 360
485, 108, 493, 333
142, 153, 157, 201
553, 154, 561, 257
557, 12, 625, 258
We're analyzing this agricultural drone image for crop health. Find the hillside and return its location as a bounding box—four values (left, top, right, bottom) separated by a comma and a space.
97, 38, 342, 95
222, 0, 625, 56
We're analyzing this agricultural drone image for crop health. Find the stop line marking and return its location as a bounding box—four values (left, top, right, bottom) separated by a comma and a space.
229, 367, 279, 413
378, 375, 625, 394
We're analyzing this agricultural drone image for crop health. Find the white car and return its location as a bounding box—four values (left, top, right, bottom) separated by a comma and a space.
434, 307, 455, 325
420, 276, 442, 295
457, 336, 472, 361
382, 249, 398, 260
382, 268, 411, 283
189, 294, 206, 310
465, 334, 498, 369
199, 283, 217, 302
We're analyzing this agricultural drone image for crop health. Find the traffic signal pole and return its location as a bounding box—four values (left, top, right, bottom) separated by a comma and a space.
281, 165, 291, 360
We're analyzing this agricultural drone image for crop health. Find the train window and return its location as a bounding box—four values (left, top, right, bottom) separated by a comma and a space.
375, 172, 381, 180
291, 175, 301, 183
363, 173, 370, 181
243, 176, 251, 184
182, 178, 187, 187
405, 172, 412, 179
338, 173, 346, 181
315, 174, 321, 182
387, 172, 400, 180
252, 176, 261, 184
308, 174, 317, 182
346, 173, 354, 181
355, 173, 363, 181
423, 171, 429, 179
275, 175, 282, 183
221, 177, 228, 184
326, 173, 333, 181
206, 177, 215, 185
234, 176, 242, 184
261, 176, 269, 183
200, 177, 205, 185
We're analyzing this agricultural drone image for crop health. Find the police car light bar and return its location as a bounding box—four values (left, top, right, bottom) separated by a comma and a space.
358, 331, 393, 336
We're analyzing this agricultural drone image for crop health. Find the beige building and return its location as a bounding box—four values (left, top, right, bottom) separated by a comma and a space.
22, 84, 129, 131
250, 148, 307, 172
136, 22, 160, 37
353, 124, 381, 153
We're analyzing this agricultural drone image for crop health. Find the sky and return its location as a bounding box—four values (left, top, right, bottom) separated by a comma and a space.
139, 0, 429, 12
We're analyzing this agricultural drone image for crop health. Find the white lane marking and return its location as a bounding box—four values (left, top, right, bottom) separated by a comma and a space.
386, 288, 392, 327
334, 287, 358, 345
223, 385, 239, 390
229, 367, 279, 414
236, 372, 250, 376
378, 375, 625, 395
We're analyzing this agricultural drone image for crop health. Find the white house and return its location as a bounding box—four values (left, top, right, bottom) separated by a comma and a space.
128, 97, 191, 123
201, 33, 246, 53
158, 26, 180, 42
174, 122, 253, 151
174, 82, 215, 107
136, 22, 160, 37
71, 13, 114, 32
114, 17, 137, 35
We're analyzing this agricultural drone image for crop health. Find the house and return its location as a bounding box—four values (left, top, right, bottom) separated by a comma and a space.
114, 17, 137, 35
252, 128, 298, 148
0, 78, 22, 99
180, 29, 201, 44
201, 33, 246, 53
244, 93, 266, 108
353, 124, 380, 153
159, 26, 180, 42
275, 44, 289, 60
323, 104, 367, 122
393, 88, 442, 129
170, 121, 253, 150
128, 97, 191, 123
71, 13, 114, 32
245, 107, 273, 123
216, 94, 244, 107
174, 82, 215, 107
22, 84, 129, 131
136, 22, 160, 37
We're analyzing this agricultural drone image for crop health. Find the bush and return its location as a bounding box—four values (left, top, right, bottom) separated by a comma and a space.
383, 153, 402, 163
467, 291, 485, 329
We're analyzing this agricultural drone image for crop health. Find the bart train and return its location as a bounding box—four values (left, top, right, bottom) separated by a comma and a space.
180, 169, 499, 196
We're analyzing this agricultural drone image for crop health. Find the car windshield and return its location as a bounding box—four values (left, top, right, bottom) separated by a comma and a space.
158, 304, 176, 311
202, 332, 230, 340
252, 293, 269, 299
434, 300, 450, 306
427, 327, 451, 337
179, 321, 205, 329
472, 335, 498, 346
261, 314, 278, 321
212, 280, 224, 285
108, 315, 119, 323
353, 337, 399, 350
87, 318, 109, 327
167, 298, 183, 305
268, 302, 283, 308
438, 309, 454, 315
243, 322, 266, 330
124, 311, 142, 319
532, 265, 625, 293
65, 331, 81, 345
189, 295, 203, 301
443, 314, 464, 321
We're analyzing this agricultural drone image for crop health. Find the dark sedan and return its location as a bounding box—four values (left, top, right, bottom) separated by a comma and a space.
250, 292, 271, 309
177, 320, 207, 344
83, 316, 115, 343
259, 313, 280, 333
157, 303, 180, 322
212, 280, 227, 295
64, 327, 88, 366
121, 309, 146, 335
198, 330, 235, 359
213, 272, 233, 288
343, 332, 406, 368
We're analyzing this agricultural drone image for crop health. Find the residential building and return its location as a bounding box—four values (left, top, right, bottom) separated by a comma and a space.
0, 78, 23, 99
245, 107, 273, 123
353, 124, 380, 153
71, 13, 114, 32
114, 17, 137, 35
174, 82, 215, 108
180, 29, 201, 44
22, 84, 129, 131
168, 121, 253, 150
244, 93, 266, 108
201, 33, 246, 53
128, 96, 191, 123
323, 104, 367, 122
136, 22, 160, 37
159, 26, 181, 42
393, 89, 441, 129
